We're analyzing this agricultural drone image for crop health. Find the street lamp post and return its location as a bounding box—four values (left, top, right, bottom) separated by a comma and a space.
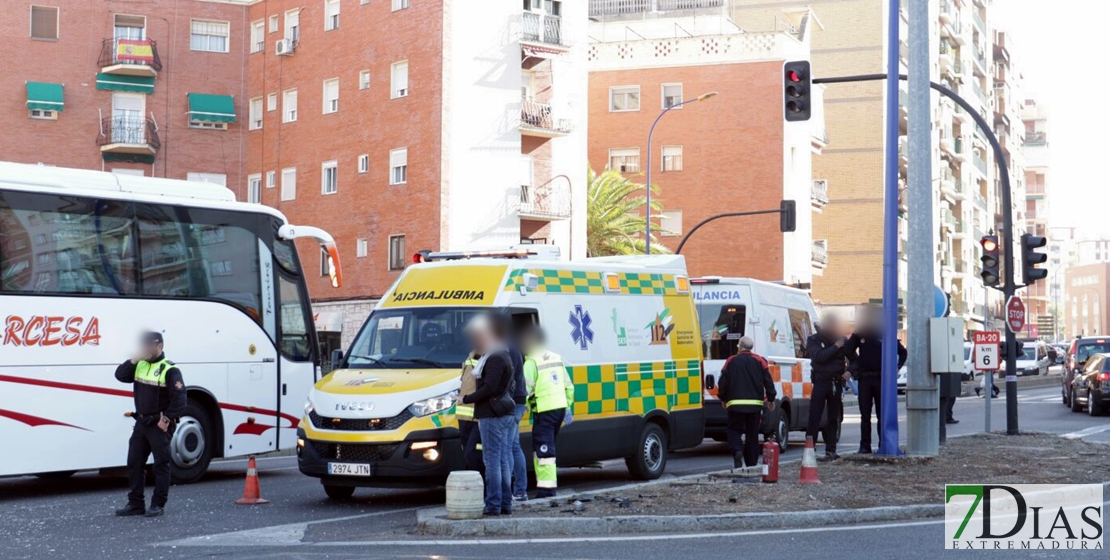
645, 91, 718, 254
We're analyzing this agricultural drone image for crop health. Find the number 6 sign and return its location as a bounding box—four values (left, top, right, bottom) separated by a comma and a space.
973, 331, 1001, 371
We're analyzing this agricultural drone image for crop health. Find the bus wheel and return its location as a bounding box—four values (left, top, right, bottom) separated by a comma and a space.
324, 484, 355, 500
170, 401, 214, 484
625, 423, 667, 480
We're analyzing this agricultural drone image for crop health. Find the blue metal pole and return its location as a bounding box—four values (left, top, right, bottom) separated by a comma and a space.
878, 0, 902, 456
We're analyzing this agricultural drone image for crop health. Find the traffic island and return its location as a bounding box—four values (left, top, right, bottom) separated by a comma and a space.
417, 433, 1110, 537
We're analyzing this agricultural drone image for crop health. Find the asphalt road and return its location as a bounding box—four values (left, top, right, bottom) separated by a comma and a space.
2, 378, 1108, 560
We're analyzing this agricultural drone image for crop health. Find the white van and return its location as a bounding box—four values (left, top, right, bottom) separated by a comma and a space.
1016, 339, 1052, 376
691, 278, 824, 451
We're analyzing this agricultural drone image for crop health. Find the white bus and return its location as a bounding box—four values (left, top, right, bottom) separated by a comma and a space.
0, 162, 342, 482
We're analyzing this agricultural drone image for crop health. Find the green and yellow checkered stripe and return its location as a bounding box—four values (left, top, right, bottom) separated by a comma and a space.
566, 359, 702, 417
504, 269, 683, 296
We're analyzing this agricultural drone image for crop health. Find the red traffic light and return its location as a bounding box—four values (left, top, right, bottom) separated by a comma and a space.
787, 70, 801, 82
980, 236, 998, 253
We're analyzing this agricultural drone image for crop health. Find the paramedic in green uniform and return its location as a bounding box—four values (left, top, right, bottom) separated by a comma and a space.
519, 325, 574, 498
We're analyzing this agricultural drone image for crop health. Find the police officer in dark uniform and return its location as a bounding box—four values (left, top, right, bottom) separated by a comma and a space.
806, 314, 849, 462
114, 331, 186, 517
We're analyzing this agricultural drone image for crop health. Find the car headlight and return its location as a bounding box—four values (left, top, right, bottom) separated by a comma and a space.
408, 390, 458, 417
304, 394, 315, 415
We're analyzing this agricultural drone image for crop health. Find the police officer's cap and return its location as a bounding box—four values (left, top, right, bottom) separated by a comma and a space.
142, 331, 164, 346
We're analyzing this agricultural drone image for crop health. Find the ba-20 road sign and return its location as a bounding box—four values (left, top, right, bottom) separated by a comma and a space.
973, 330, 1001, 371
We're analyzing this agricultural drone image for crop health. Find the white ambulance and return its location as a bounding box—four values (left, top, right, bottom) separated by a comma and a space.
691, 277, 827, 451
297, 249, 705, 498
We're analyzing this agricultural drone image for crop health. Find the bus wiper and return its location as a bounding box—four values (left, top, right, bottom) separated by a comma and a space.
347, 354, 385, 367
389, 358, 447, 368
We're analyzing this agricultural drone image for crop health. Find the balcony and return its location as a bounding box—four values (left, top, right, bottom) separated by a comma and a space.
953, 136, 968, 162
811, 239, 829, 268
973, 151, 989, 176
98, 115, 160, 157
522, 12, 565, 49
972, 10, 985, 33
520, 99, 573, 137
938, 42, 954, 74
972, 45, 987, 77
939, 0, 954, 24
519, 175, 572, 220
98, 38, 162, 77
589, 0, 724, 17
1026, 131, 1047, 146
811, 179, 829, 210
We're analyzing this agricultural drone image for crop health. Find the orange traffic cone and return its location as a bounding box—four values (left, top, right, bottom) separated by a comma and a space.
235, 455, 270, 505
799, 436, 821, 484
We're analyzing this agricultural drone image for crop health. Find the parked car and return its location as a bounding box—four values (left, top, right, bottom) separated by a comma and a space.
897, 365, 907, 394
1068, 352, 1110, 416
962, 342, 978, 382
1015, 339, 1051, 376
1062, 336, 1110, 407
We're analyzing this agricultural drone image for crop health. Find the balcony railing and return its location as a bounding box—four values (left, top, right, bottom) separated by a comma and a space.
519, 175, 572, 220
812, 240, 829, 267
588, 0, 723, 16
973, 153, 988, 175
811, 180, 829, 207
972, 10, 985, 32
98, 116, 160, 153
522, 12, 563, 46
98, 38, 162, 73
1026, 131, 1047, 145
520, 99, 573, 136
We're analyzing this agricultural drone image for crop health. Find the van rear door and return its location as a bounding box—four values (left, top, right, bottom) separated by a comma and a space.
695, 285, 753, 403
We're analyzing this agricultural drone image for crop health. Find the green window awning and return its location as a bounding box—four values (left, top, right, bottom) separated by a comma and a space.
26, 82, 64, 112
187, 93, 236, 123
96, 73, 155, 94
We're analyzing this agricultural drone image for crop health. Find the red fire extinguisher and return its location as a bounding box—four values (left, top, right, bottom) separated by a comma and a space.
762, 439, 779, 483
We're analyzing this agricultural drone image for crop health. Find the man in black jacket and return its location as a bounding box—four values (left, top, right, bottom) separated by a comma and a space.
845, 306, 908, 454
113, 331, 186, 518
806, 315, 849, 461
505, 318, 529, 502
717, 336, 776, 469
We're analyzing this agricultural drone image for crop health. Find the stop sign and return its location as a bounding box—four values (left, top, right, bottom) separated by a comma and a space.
1006, 296, 1026, 333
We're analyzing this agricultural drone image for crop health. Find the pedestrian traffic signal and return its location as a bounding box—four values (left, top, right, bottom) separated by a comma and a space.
980, 235, 1000, 287
1021, 233, 1048, 285
779, 200, 796, 232
783, 61, 812, 122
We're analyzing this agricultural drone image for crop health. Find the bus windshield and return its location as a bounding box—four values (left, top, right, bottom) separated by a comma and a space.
346, 307, 483, 369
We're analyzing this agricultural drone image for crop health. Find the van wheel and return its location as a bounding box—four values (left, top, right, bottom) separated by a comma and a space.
170, 401, 214, 484
774, 411, 790, 453
625, 423, 667, 480
324, 484, 356, 500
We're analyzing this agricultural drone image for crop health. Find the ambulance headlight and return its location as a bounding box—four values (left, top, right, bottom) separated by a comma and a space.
409, 391, 458, 417
304, 394, 315, 415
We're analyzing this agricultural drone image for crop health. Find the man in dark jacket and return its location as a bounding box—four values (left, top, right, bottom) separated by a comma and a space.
844, 306, 908, 454
113, 331, 186, 518
460, 314, 517, 516
717, 336, 776, 469
806, 315, 849, 461
504, 319, 529, 502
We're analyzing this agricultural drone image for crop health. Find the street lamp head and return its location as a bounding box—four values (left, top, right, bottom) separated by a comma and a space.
697, 91, 719, 101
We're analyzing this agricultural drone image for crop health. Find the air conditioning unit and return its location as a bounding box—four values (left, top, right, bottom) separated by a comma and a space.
275, 38, 294, 56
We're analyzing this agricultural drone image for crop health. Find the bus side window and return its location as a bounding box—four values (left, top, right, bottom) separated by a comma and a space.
278, 274, 313, 362
788, 309, 814, 359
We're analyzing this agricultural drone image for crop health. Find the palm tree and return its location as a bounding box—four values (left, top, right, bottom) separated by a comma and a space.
586, 168, 671, 257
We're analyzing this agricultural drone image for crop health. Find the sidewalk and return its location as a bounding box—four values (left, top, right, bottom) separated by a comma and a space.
841, 372, 1061, 407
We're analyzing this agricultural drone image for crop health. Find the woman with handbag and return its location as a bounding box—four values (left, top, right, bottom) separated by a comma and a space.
461, 313, 518, 516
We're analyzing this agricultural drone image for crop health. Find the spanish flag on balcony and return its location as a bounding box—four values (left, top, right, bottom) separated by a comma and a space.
116, 38, 154, 64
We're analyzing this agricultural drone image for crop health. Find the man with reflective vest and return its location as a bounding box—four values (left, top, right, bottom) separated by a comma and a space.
457, 351, 484, 473
716, 336, 776, 469
113, 331, 186, 518
520, 325, 574, 498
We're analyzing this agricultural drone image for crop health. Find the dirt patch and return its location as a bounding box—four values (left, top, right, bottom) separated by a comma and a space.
513, 433, 1109, 517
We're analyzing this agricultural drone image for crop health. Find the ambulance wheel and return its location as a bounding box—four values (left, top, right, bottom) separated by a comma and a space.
170, 401, 214, 484
774, 411, 790, 453
324, 484, 356, 500
626, 423, 667, 480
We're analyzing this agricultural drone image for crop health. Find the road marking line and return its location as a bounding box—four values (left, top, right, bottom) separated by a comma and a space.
1062, 424, 1110, 439
156, 506, 422, 547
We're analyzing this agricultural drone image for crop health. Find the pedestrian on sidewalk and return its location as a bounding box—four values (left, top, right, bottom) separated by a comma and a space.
717, 336, 776, 469
806, 315, 849, 461
844, 306, 907, 454
460, 314, 517, 516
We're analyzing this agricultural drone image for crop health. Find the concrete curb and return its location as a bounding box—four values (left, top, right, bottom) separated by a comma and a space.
841, 373, 1061, 407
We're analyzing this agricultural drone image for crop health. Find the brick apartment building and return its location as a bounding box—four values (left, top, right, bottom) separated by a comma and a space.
587, 0, 825, 284
1, 0, 250, 187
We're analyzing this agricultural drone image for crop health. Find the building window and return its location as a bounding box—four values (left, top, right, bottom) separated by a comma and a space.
388, 235, 406, 270
392, 0, 410, 11
358, 154, 369, 173
362, 0, 371, 5
29, 109, 57, 120
391, 61, 409, 99
321, 161, 338, 195
247, 174, 262, 203
322, 78, 339, 114
319, 247, 330, 277
268, 14, 279, 33
267, 93, 277, 111
249, 97, 263, 130
189, 120, 227, 131
660, 210, 683, 237
390, 148, 408, 185
266, 170, 276, 188
281, 167, 297, 201
356, 238, 368, 258
284, 9, 300, 41
186, 173, 227, 186
30, 6, 59, 40
283, 89, 297, 123
324, 0, 340, 31
608, 148, 640, 173
250, 20, 265, 53
190, 20, 229, 53
359, 70, 371, 90
609, 86, 640, 112
662, 145, 683, 171
662, 83, 683, 109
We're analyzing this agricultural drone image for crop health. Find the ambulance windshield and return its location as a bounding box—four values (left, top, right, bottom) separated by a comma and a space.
346, 307, 483, 369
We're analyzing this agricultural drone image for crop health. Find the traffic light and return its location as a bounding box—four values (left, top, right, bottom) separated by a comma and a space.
783, 61, 812, 122
980, 235, 1000, 287
1021, 233, 1048, 285
779, 200, 796, 232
